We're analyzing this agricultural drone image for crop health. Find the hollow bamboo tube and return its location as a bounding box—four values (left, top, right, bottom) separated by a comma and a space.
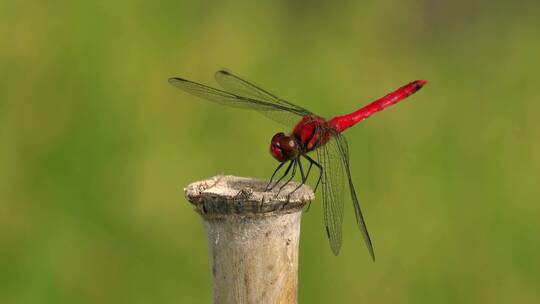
185, 175, 315, 304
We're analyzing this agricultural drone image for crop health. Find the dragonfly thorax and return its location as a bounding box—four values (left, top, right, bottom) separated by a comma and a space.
270, 132, 300, 162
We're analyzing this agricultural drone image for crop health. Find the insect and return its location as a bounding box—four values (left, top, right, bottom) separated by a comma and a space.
169, 70, 427, 260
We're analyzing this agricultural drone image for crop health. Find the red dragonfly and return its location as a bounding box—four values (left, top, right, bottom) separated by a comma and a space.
169, 70, 427, 260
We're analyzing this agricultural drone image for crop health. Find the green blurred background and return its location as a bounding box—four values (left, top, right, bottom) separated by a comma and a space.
1, 0, 539, 303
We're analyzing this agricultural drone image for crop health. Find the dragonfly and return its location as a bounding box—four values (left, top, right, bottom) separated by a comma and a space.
169, 70, 427, 260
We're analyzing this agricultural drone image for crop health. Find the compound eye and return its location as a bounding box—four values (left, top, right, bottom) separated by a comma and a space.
270, 133, 289, 162
269, 133, 299, 162
271, 132, 286, 145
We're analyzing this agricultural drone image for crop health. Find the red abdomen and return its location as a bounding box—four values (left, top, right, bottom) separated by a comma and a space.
329, 80, 427, 133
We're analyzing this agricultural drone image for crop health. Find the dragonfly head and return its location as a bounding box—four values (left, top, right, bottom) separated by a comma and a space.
270, 132, 299, 162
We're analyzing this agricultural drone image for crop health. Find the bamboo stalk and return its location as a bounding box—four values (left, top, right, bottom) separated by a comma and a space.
185, 175, 315, 304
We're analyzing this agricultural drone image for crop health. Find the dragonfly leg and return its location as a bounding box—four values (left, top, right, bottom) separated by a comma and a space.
277, 160, 297, 196
299, 158, 313, 213
265, 161, 286, 191
304, 155, 323, 192
266, 161, 293, 191
305, 200, 313, 212
288, 158, 306, 198
303, 159, 313, 182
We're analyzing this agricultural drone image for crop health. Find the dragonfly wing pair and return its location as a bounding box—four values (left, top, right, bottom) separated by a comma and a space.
169, 70, 312, 128
330, 131, 375, 259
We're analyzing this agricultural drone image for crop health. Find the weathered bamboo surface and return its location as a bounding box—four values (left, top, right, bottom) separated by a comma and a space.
185, 175, 315, 304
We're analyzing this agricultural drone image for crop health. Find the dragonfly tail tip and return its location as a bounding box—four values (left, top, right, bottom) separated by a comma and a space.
415, 79, 428, 89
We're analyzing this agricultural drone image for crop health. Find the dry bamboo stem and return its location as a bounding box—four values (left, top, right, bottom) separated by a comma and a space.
185, 175, 315, 304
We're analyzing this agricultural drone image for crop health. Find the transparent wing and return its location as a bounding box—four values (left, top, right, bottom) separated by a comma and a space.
333, 132, 376, 260
316, 134, 346, 255
168, 72, 310, 127
214, 70, 313, 115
